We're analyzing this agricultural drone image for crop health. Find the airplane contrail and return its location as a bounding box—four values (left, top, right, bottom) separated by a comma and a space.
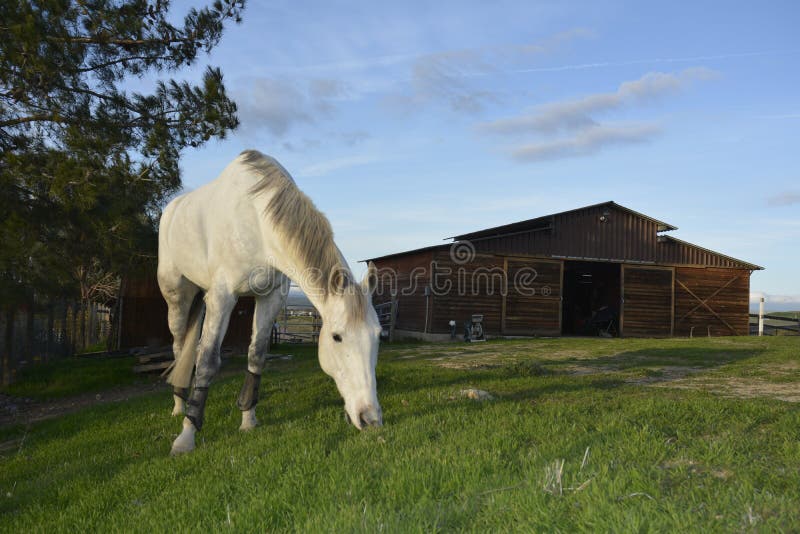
514, 49, 799, 74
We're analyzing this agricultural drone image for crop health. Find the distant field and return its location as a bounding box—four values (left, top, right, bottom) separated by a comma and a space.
1, 336, 799, 531
767, 311, 800, 320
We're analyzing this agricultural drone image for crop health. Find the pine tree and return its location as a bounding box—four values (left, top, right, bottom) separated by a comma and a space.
0, 0, 244, 309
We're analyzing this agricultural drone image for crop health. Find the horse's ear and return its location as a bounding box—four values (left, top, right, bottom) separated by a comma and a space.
328, 267, 351, 295
361, 262, 378, 297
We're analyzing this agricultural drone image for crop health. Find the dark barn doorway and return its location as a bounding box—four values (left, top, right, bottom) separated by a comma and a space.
561, 261, 621, 336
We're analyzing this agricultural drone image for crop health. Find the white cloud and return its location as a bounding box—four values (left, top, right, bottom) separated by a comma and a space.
297, 155, 379, 178
479, 68, 715, 162
767, 191, 800, 206
480, 68, 716, 136
235, 77, 350, 138
510, 123, 661, 162
750, 292, 800, 312
389, 29, 593, 115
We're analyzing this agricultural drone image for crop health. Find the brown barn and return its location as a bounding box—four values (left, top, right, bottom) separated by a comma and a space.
366, 201, 762, 339
118, 276, 256, 350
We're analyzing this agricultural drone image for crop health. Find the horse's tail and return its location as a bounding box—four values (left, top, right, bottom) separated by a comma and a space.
167, 292, 206, 389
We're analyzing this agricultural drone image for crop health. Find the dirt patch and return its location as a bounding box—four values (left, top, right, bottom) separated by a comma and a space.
0, 381, 169, 428
661, 458, 734, 479
626, 366, 707, 384
0, 362, 254, 428
657, 377, 800, 403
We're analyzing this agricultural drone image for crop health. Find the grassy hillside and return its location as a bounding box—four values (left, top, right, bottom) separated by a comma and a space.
1, 337, 799, 531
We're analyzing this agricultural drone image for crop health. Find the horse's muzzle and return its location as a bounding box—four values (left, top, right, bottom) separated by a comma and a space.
345, 406, 383, 429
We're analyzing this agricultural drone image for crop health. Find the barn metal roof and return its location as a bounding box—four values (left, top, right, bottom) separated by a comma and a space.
450, 201, 677, 241
363, 201, 762, 270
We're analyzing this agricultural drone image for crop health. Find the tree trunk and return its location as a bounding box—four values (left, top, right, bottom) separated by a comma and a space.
60, 299, 70, 357
46, 302, 55, 362
2, 307, 15, 387
78, 300, 84, 352
71, 302, 79, 355
25, 297, 35, 363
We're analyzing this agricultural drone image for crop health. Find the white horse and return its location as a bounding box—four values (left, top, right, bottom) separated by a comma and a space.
158, 150, 382, 454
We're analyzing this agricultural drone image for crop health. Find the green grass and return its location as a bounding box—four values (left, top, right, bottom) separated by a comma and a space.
1, 355, 145, 400
1, 337, 799, 531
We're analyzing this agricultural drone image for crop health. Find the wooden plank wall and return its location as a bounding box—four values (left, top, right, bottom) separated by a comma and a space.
621, 266, 674, 337
504, 258, 562, 335
372, 249, 436, 333
120, 294, 170, 348
429, 251, 504, 334
121, 277, 256, 349
674, 267, 750, 336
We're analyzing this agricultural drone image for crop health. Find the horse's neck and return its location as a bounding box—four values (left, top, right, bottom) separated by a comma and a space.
247, 180, 347, 315
260, 224, 345, 315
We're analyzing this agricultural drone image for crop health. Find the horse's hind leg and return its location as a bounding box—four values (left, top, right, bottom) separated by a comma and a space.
158, 270, 200, 416
239, 281, 288, 431
171, 280, 237, 455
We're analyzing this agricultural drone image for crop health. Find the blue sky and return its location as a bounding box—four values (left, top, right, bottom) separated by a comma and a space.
164, 1, 799, 310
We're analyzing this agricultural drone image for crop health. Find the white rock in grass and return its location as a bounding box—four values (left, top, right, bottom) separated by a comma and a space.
461, 388, 494, 401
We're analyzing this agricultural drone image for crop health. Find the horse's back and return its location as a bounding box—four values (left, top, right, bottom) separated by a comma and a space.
158, 153, 273, 292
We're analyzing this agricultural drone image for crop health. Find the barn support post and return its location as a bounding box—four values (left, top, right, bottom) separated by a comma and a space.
758, 297, 764, 336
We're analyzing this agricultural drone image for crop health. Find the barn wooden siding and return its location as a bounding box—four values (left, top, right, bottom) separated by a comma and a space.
620, 266, 674, 337
674, 267, 751, 336
502, 258, 562, 336
372, 251, 564, 337
372, 249, 434, 333
120, 277, 255, 349
119, 277, 170, 348
429, 251, 505, 335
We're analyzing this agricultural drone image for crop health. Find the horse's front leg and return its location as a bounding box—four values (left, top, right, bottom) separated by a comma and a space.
171, 284, 237, 455
239, 284, 287, 431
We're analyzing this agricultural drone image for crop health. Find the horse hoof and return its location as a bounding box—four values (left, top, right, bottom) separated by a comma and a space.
240, 416, 259, 431
170, 429, 195, 455
240, 409, 258, 431
170, 439, 195, 455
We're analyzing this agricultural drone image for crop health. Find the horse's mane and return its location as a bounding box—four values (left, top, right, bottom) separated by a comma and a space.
241, 149, 366, 320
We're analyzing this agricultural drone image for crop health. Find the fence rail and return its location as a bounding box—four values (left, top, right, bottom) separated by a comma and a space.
375, 299, 398, 342
749, 313, 800, 336
275, 305, 321, 344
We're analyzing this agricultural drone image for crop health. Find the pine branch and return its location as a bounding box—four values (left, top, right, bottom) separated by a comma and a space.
75, 54, 173, 73
0, 114, 67, 128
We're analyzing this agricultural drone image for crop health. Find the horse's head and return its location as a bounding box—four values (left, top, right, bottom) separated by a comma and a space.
318, 263, 382, 429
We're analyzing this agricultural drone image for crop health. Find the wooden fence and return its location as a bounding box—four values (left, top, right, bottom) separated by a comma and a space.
1, 300, 112, 385
749, 313, 800, 336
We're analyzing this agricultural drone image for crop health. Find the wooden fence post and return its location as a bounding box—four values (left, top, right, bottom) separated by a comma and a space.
758, 297, 764, 337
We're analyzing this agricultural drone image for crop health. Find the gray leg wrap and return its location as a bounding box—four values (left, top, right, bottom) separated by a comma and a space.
237, 371, 261, 411
173, 386, 190, 401
186, 386, 209, 431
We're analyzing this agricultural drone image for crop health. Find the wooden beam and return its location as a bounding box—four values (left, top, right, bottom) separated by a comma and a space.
675, 278, 738, 334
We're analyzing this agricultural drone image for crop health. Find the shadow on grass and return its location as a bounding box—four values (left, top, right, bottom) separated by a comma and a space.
548, 347, 763, 373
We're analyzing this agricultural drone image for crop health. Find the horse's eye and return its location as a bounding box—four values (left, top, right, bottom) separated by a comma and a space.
333, 334, 342, 342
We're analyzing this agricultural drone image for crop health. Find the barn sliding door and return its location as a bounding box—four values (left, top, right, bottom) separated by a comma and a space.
621, 265, 674, 337
503, 258, 563, 336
